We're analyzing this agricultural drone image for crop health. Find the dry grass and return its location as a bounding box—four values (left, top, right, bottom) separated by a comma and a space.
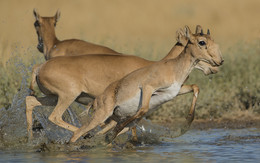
0, 0, 260, 121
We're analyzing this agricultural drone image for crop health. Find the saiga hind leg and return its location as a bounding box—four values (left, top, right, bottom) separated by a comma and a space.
70, 96, 115, 143
106, 86, 153, 143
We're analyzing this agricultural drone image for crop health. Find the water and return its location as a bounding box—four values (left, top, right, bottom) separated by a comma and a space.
0, 128, 259, 162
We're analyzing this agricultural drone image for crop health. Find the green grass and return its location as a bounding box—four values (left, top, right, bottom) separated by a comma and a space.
1, 40, 259, 122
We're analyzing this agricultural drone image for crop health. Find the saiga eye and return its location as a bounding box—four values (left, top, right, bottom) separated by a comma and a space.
199, 41, 206, 46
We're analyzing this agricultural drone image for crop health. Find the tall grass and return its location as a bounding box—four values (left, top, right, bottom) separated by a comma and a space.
0, 40, 259, 122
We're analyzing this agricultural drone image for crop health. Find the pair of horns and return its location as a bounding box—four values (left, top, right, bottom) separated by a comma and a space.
195, 25, 210, 35
33, 9, 61, 22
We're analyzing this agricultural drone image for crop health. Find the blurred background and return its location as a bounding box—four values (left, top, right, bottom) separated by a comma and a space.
0, 0, 259, 123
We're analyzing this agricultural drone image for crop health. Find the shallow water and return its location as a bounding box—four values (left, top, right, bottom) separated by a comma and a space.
1, 128, 259, 162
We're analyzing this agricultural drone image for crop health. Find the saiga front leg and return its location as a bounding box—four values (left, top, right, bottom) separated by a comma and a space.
178, 84, 199, 124
26, 95, 58, 140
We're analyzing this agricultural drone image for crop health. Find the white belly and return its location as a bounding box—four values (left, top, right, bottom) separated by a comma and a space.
113, 83, 181, 121
114, 91, 141, 120
149, 83, 181, 110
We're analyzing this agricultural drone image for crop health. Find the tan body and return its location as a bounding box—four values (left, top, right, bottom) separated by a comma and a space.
42, 39, 119, 59
30, 10, 119, 94
70, 26, 224, 143
25, 25, 220, 140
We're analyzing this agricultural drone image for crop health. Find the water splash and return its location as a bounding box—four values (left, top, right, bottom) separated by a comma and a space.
33, 104, 82, 144
0, 72, 30, 148
134, 118, 192, 144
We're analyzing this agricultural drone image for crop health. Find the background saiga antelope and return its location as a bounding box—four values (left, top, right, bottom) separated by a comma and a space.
30, 9, 120, 95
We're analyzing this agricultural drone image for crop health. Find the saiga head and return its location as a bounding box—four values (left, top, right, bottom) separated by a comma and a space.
180, 25, 224, 68
193, 25, 220, 75
33, 9, 60, 53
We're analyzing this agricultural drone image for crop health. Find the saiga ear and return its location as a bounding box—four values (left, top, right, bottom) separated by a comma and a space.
33, 8, 40, 21
184, 25, 195, 42
176, 28, 188, 46
54, 10, 61, 22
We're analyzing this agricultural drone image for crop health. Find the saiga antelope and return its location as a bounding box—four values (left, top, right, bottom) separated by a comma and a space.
30, 9, 120, 95
26, 25, 221, 140
70, 26, 224, 143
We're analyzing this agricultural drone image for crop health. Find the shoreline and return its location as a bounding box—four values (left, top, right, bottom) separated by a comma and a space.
151, 117, 260, 131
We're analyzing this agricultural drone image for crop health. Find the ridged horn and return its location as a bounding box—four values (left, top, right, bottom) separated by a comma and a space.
33, 8, 40, 20
207, 29, 210, 35
195, 25, 203, 34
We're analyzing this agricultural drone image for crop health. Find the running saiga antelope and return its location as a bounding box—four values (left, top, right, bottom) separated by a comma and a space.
30, 9, 120, 94
70, 26, 224, 143
26, 25, 221, 140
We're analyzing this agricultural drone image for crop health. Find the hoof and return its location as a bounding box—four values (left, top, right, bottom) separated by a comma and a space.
105, 132, 116, 144
29, 91, 36, 97
186, 114, 194, 123
83, 133, 93, 139
106, 143, 113, 148
132, 136, 138, 142
27, 131, 33, 142
70, 135, 77, 143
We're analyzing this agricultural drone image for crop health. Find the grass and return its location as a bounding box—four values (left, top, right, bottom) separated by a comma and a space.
0, 39, 259, 123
